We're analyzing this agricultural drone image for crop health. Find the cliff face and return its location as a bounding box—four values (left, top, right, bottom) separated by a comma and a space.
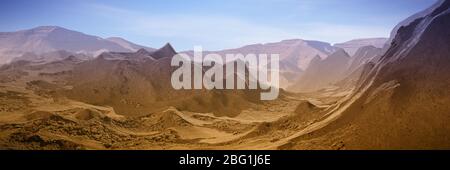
286, 0, 450, 149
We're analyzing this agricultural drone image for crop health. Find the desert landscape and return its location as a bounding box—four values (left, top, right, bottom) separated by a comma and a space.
0, 0, 449, 150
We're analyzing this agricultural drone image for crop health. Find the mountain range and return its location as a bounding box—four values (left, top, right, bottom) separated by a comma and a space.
334, 38, 387, 56
0, 26, 154, 64
0, 0, 448, 150
0, 26, 388, 90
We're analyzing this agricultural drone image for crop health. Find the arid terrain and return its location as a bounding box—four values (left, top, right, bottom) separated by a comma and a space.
0, 0, 449, 150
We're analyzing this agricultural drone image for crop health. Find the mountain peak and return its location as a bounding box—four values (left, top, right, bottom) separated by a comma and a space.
161, 43, 175, 51
327, 49, 350, 60
150, 43, 177, 59
29, 26, 67, 33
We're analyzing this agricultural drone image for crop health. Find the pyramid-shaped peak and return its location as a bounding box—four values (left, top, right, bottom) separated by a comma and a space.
330, 48, 350, 58
150, 43, 177, 59
160, 43, 176, 52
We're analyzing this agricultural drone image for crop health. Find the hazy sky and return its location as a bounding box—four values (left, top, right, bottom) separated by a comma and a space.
0, 0, 437, 50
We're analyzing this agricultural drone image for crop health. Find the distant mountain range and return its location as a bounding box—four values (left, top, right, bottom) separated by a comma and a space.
182, 38, 386, 89
0, 26, 154, 64
0, 26, 388, 90
0, 26, 386, 66
334, 38, 387, 56
288, 49, 352, 92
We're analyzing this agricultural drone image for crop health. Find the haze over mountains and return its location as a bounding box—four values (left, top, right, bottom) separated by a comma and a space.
182, 38, 386, 89
0, 25, 388, 90
0, 0, 449, 150
288, 49, 352, 92
0, 26, 154, 64
334, 38, 387, 56
0, 26, 386, 65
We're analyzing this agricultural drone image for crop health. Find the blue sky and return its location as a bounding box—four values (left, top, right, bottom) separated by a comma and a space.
0, 0, 437, 50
